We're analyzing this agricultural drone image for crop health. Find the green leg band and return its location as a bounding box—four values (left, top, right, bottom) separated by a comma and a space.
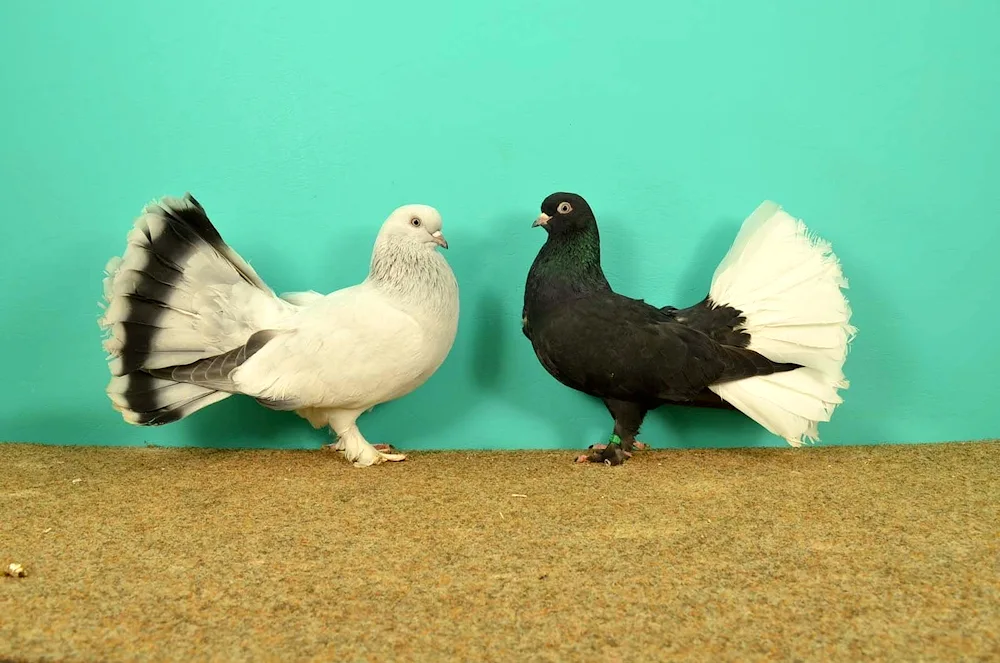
607, 433, 622, 447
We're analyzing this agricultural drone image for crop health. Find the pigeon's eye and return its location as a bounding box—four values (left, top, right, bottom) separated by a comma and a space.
557, 202, 573, 214
410, 217, 422, 227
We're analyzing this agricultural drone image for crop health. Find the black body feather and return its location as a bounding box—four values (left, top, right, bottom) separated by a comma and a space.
522, 192, 799, 463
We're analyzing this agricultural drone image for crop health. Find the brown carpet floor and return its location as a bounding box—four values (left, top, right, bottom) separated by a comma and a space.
1, 441, 998, 662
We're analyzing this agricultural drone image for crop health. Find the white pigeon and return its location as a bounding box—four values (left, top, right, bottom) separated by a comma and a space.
98, 194, 460, 467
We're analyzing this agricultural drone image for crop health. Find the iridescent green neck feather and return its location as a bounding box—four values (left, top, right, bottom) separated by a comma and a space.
525, 223, 611, 311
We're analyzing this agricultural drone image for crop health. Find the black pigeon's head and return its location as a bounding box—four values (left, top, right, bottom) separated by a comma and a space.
532, 192, 597, 235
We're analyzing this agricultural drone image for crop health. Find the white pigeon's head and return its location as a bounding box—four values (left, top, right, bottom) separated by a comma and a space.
379, 204, 448, 250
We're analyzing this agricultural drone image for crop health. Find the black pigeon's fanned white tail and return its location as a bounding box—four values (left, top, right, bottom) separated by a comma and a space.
707, 201, 856, 446
98, 194, 276, 426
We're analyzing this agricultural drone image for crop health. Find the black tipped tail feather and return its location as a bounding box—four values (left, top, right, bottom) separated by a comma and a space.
98, 194, 276, 426
106, 373, 230, 426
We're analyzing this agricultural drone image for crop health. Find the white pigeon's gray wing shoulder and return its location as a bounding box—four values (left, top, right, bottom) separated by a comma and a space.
231, 286, 427, 411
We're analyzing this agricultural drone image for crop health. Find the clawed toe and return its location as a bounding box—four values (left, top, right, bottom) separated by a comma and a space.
352, 451, 407, 468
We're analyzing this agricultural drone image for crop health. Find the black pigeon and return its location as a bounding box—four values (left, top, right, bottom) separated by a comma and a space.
521, 192, 855, 465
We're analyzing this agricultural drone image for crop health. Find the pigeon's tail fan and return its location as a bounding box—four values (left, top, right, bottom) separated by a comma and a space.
706, 201, 856, 446
97, 194, 277, 425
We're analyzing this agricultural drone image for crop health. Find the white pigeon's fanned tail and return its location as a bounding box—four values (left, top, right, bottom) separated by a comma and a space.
707, 201, 856, 446
98, 193, 277, 425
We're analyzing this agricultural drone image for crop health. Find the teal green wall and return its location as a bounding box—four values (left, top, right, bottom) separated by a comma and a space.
2, 1, 998, 450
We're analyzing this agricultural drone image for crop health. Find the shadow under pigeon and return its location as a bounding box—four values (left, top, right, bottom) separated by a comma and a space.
457, 215, 598, 449
595, 210, 641, 299
671, 214, 742, 307
470, 290, 508, 392
468, 284, 597, 449
181, 396, 324, 450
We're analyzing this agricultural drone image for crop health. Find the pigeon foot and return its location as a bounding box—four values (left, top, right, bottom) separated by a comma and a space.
574, 445, 631, 466
352, 450, 407, 468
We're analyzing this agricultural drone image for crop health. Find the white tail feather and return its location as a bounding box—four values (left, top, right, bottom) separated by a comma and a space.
708, 201, 856, 445
102, 323, 208, 355
98, 194, 286, 425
